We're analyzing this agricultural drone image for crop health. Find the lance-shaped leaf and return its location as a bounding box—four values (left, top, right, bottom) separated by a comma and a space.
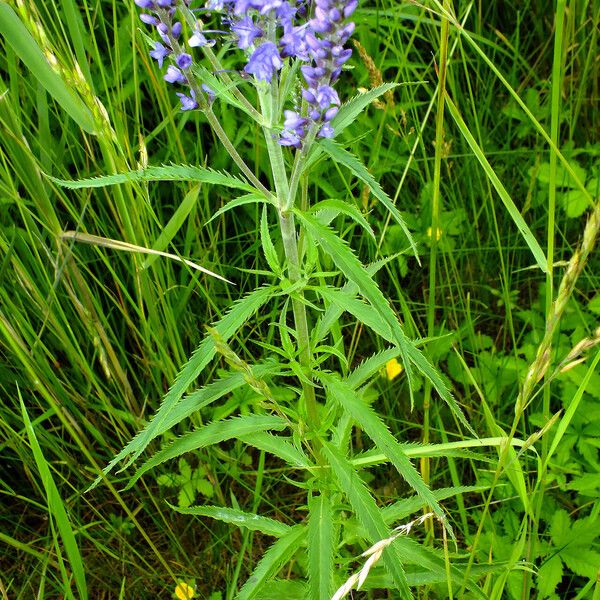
49, 164, 260, 195
308, 493, 334, 600
297, 212, 473, 436
89, 285, 275, 489
169, 504, 291, 537
321, 441, 412, 598
319, 139, 417, 259
237, 526, 307, 600
126, 414, 287, 488
322, 374, 445, 523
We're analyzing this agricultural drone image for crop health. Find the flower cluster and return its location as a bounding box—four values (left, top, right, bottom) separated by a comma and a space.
134, 0, 357, 146
134, 0, 213, 110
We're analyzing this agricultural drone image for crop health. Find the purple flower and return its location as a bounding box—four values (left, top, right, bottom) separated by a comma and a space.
164, 65, 186, 84
188, 30, 209, 47
171, 21, 183, 38
140, 13, 159, 26
244, 42, 283, 82
149, 41, 170, 68
231, 16, 263, 49
176, 53, 193, 69
176, 89, 198, 110
134, 0, 154, 8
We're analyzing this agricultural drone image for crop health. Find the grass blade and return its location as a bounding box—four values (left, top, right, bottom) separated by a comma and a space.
20, 393, 88, 600
0, 2, 96, 133
445, 93, 547, 273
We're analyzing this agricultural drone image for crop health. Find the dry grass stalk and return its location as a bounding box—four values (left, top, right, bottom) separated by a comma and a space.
331, 512, 435, 600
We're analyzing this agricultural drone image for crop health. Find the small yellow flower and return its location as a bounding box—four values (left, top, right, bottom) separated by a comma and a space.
426, 226, 442, 241
385, 358, 403, 380
174, 582, 195, 600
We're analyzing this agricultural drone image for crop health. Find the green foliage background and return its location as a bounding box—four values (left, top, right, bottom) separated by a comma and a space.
0, 0, 599, 598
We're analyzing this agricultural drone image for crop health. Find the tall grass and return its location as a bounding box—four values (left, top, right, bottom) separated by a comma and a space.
1, 0, 599, 598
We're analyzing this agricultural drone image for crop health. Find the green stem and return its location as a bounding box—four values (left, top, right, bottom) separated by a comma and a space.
257, 83, 320, 433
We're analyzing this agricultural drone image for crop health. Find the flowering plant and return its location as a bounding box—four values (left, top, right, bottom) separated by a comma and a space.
78, 0, 474, 596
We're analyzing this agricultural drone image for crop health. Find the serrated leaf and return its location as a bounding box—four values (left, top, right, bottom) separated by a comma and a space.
0, 3, 96, 134
127, 414, 287, 488
206, 194, 268, 225
319, 139, 417, 258
321, 441, 412, 597
237, 526, 307, 600
537, 554, 563, 598
48, 164, 259, 194
297, 212, 472, 434
238, 432, 312, 469
311, 198, 375, 239
561, 548, 600, 579
317, 286, 393, 342
308, 493, 334, 600
170, 505, 291, 537
322, 374, 444, 522
347, 347, 401, 389
312, 255, 394, 345
332, 83, 400, 135
89, 286, 275, 490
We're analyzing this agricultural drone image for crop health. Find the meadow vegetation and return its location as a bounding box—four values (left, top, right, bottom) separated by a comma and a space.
0, 0, 599, 598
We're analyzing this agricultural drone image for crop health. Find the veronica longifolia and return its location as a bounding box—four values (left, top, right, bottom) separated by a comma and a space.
135, 0, 356, 146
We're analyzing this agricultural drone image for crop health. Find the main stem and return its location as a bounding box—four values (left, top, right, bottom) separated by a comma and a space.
258, 84, 320, 433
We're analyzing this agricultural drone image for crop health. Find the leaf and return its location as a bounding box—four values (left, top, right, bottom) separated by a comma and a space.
62, 230, 231, 284
546, 350, 600, 468
321, 441, 412, 598
322, 374, 445, 522
312, 255, 394, 346
127, 414, 287, 488
90, 285, 275, 489
0, 3, 96, 133
347, 347, 401, 389
237, 526, 307, 600
534, 161, 588, 189
332, 83, 400, 136
205, 194, 268, 225
307, 493, 334, 600
319, 139, 418, 258
169, 505, 291, 537
310, 198, 375, 239
537, 554, 563, 598
48, 164, 259, 194
20, 395, 88, 600
238, 432, 313, 470
445, 94, 548, 273
561, 548, 600, 579
297, 212, 473, 434
143, 185, 202, 269
316, 286, 393, 342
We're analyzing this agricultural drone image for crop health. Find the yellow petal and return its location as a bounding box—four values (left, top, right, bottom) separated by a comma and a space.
385, 358, 403, 380
174, 582, 195, 600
